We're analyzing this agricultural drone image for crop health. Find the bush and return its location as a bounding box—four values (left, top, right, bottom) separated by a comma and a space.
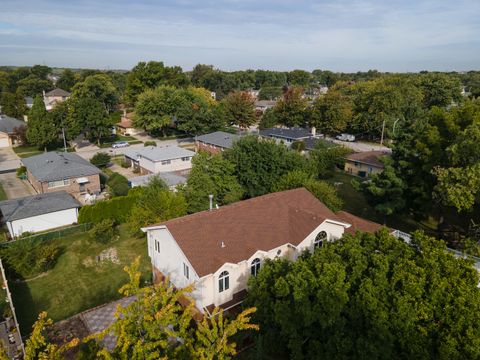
89, 219, 116, 243
90, 152, 111, 168
78, 192, 141, 224
16, 166, 26, 178
291, 140, 305, 152
111, 182, 130, 197
120, 160, 129, 168
144, 141, 157, 147
0, 239, 61, 279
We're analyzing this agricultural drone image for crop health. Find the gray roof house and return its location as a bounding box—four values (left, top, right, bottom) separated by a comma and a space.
124, 146, 195, 175
259, 127, 317, 145
22, 152, 102, 196
0, 191, 81, 237
195, 131, 242, 153
0, 115, 26, 148
129, 172, 187, 190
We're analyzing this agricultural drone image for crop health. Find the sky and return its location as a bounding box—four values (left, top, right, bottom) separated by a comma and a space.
0, 0, 479, 72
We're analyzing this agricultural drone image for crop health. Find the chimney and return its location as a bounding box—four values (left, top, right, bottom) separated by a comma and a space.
208, 194, 213, 211
311, 126, 316, 137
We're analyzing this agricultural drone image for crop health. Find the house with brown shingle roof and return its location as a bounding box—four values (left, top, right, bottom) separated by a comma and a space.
142, 187, 390, 315
344, 151, 388, 178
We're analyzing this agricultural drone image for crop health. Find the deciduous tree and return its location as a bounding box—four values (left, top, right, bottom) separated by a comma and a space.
26, 95, 57, 151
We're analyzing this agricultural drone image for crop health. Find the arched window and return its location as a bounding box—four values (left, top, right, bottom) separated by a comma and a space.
251, 258, 261, 277
314, 231, 327, 249
218, 271, 229, 292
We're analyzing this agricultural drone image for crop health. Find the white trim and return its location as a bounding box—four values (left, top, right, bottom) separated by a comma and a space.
325, 219, 351, 228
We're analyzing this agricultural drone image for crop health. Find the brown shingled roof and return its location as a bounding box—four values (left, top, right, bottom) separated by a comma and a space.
336, 211, 385, 234
148, 188, 347, 277
346, 151, 388, 168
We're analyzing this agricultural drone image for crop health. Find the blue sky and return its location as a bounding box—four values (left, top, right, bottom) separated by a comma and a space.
0, 0, 479, 72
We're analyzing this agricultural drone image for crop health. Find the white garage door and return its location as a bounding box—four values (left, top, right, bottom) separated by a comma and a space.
0, 137, 9, 148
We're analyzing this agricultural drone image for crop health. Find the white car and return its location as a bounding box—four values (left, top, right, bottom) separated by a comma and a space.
112, 141, 130, 148
336, 133, 356, 142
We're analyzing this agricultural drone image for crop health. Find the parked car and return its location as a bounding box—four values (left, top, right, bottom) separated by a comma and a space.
336, 133, 356, 142
112, 141, 130, 148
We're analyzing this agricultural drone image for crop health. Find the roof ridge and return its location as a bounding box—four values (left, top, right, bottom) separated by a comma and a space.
153, 188, 311, 227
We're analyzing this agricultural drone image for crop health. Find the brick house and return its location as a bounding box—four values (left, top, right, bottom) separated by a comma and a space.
195, 131, 243, 154
22, 152, 101, 199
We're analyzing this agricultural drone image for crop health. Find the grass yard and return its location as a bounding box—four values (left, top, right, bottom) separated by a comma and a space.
0, 183, 7, 201
8, 224, 151, 334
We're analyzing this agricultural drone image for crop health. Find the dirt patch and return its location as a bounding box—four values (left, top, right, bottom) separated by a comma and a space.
83, 247, 120, 268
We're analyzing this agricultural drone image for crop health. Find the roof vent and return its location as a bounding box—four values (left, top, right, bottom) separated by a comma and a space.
221, 241, 226, 248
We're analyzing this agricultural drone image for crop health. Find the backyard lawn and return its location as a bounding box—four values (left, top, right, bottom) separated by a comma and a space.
8, 224, 151, 334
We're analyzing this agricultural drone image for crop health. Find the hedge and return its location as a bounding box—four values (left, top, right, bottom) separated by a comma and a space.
78, 193, 140, 224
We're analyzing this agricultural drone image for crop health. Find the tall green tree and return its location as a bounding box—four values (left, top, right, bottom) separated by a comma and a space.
70, 74, 118, 113
273, 87, 309, 127
418, 72, 462, 108
220, 91, 257, 129
26, 95, 57, 151
246, 230, 480, 359
68, 97, 111, 145
55, 69, 77, 92
310, 89, 352, 134
183, 152, 244, 213
309, 141, 350, 179
0, 92, 26, 118
226, 135, 309, 197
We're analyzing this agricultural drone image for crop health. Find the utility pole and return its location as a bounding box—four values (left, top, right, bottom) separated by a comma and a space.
380, 118, 386, 146
62, 127, 67, 152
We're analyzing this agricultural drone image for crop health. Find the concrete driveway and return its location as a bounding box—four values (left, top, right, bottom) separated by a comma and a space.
0, 147, 22, 173
0, 172, 35, 199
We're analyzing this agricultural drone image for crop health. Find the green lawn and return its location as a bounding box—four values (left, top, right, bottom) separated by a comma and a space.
0, 183, 7, 201
9, 224, 151, 334
13, 145, 75, 158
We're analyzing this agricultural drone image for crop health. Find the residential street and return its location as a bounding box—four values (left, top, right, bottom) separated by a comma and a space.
325, 137, 392, 153
75, 137, 194, 160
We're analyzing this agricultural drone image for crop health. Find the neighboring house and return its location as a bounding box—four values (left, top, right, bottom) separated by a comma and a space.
116, 111, 140, 136
124, 146, 195, 175
22, 152, 101, 198
254, 100, 276, 112
195, 131, 242, 154
0, 115, 26, 148
246, 89, 260, 100
25, 96, 34, 109
142, 188, 388, 315
129, 172, 187, 191
259, 127, 318, 146
344, 151, 387, 177
0, 191, 80, 237
43, 88, 70, 111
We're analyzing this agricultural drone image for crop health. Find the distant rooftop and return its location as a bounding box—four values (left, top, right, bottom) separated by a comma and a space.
0, 191, 80, 221
0, 115, 25, 134
124, 146, 195, 162
44, 88, 70, 97
259, 127, 313, 140
129, 172, 187, 188
346, 151, 388, 168
195, 131, 242, 149
22, 152, 101, 182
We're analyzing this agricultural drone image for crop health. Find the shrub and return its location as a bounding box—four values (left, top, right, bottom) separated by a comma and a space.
0, 239, 61, 279
16, 166, 26, 178
90, 152, 111, 168
291, 140, 305, 152
144, 141, 157, 147
120, 160, 129, 168
111, 182, 130, 197
78, 192, 141, 224
89, 219, 116, 243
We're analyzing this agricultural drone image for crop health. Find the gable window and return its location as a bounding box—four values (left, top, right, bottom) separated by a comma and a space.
161, 160, 171, 165
154, 240, 160, 253
218, 271, 229, 292
183, 263, 189, 279
314, 231, 327, 249
251, 258, 261, 277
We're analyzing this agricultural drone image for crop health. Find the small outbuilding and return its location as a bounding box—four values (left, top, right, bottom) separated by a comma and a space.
0, 191, 81, 238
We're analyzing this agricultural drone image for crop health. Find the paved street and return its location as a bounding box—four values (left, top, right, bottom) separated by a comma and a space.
75, 137, 194, 160
0, 147, 22, 173
0, 172, 35, 199
325, 137, 392, 153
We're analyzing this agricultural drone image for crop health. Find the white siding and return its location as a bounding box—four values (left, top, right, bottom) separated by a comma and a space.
140, 157, 192, 173
146, 219, 349, 312
8, 208, 78, 237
